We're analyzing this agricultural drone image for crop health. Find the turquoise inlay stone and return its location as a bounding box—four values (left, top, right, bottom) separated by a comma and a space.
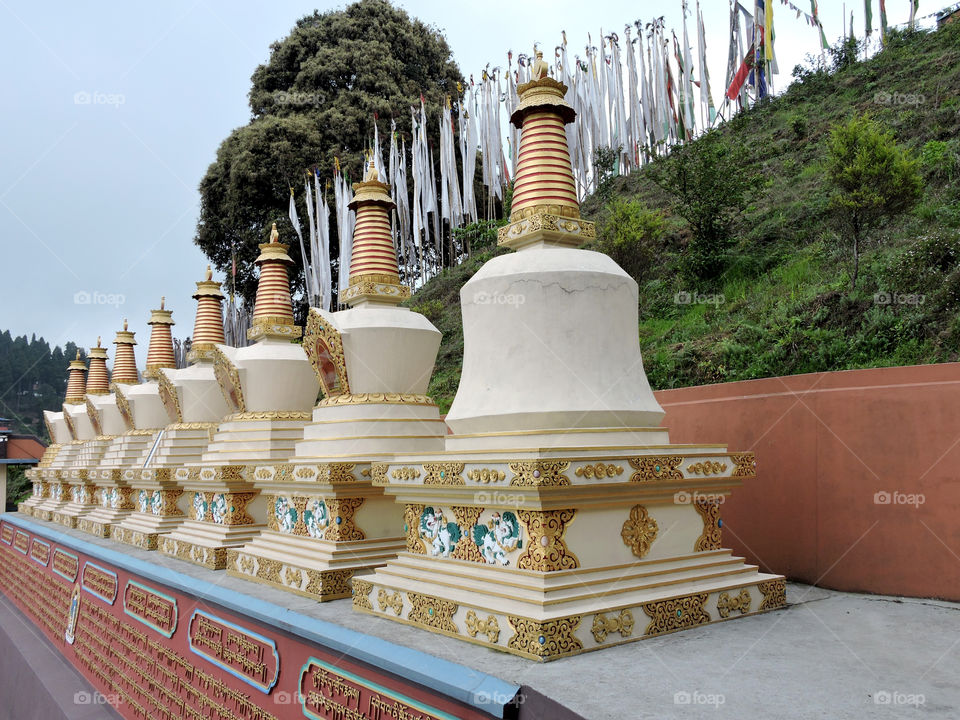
538, 635, 546, 644
335, 516, 342, 525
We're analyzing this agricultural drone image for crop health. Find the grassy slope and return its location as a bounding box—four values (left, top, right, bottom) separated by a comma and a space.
411, 24, 960, 412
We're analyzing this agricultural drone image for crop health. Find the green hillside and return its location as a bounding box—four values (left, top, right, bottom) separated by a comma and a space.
410, 24, 960, 412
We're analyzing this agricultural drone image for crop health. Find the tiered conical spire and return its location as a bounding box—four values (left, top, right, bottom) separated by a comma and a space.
112, 319, 139, 385
143, 298, 176, 380
64, 350, 87, 404
341, 160, 410, 307
248, 223, 301, 342
86, 337, 110, 395
497, 50, 594, 251
188, 265, 226, 362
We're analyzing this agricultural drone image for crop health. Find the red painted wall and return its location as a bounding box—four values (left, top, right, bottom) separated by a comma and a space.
654, 363, 960, 602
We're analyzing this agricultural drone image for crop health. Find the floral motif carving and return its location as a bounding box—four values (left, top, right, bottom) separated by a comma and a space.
629, 456, 683, 482
212, 346, 245, 413
466, 610, 500, 643
758, 579, 787, 611
574, 463, 624, 479
404, 504, 426, 554
507, 616, 583, 659
352, 579, 373, 610
591, 610, 635, 644
423, 462, 465, 485
621, 505, 659, 558
323, 498, 364, 541
516, 509, 578, 571
509, 460, 570, 487
717, 588, 752, 618
694, 497, 723, 552
731, 453, 757, 477
377, 589, 404, 616
686, 461, 727, 475
451, 506, 484, 563
407, 593, 458, 633
642, 594, 710, 636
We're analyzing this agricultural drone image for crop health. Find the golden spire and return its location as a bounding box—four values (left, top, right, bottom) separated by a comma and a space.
143, 298, 176, 379
64, 349, 87, 404
248, 223, 301, 342
497, 48, 594, 251
188, 265, 226, 362
86, 337, 110, 395
112, 318, 139, 385
341, 159, 410, 307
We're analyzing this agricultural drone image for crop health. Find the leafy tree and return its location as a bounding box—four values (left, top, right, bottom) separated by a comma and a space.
646, 130, 762, 280
195, 0, 463, 311
594, 199, 665, 282
592, 145, 621, 199
825, 115, 922, 288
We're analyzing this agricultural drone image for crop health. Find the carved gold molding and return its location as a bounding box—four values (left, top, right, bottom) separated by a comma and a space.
407, 592, 458, 633
621, 505, 659, 558
694, 498, 722, 552
629, 456, 684, 482
212, 346, 245, 413
304, 309, 350, 397
507, 615, 583, 659
591, 609, 635, 644
643, 594, 710, 636
516, 509, 578, 571
717, 588, 752, 618
509, 460, 571, 487
758, 578, 787, 611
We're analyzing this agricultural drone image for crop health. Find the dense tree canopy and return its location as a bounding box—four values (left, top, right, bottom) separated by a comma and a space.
195, 0, 463, 312
0, 330, 80, 440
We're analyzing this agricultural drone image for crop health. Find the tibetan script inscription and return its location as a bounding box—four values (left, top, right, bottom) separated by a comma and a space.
300, 658, 453, 720
188, 611, 279, 693
81, 561, 118, 604
123, 581, 178, 637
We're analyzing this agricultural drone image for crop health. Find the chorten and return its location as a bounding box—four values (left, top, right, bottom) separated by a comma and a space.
78, 322, 142, 537
56, 338, 117, 528
35, 351, 92, 521
106, 301, 184, 549
227, 161, 446, 600
146, 266, 230, 469
20, 360, 78, 516
159, 225, 319, 569
356, 56, 785, 660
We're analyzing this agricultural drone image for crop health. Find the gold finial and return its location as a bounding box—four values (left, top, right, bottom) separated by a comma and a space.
532, 50, 549, 80
75, 349, 81, 360
96, 336, 102, 348
123, 318, 128, 331
270, 222, 279, 243
205, 265, 212, 281
161, 296, 166, 310
363, 158, 378, 183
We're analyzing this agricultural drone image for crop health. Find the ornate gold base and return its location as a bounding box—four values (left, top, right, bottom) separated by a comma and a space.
353, 577, 787, 662
53, 513, 78, 529
158, 536, 228, 570
77, 518, 111, 538
111, 526, 159, 551
226, 549, 354, 601
34, 509, 52, 521
18, 505, 33, 517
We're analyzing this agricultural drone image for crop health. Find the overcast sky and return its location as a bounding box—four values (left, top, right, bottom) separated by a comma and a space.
0, 0, 949, 370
